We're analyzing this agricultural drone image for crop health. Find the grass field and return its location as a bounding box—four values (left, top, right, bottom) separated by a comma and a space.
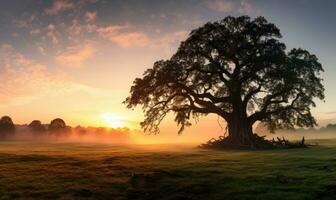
1, 140, 336, 200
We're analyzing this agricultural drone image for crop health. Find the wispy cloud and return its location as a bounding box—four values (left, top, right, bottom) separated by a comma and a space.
207, 0, 258, 15
95, 25, 148, 48
36, 45, 46, 56
207, 0, 235, 12
46, 24, 59, 44
110, 32, 151, 48
55, 42, 96, 67
0, 44, 108, 107
30, 28, 41, 36
96, 24, 187, 50
0, 44, 66, 105
44, 0, 75, 15
96, 25, 128, 37
12, 1, 188, 55
84, 11, 97, 22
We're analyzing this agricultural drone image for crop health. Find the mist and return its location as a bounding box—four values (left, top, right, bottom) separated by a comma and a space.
7, 125, 133, 144
256, 123, 336, 141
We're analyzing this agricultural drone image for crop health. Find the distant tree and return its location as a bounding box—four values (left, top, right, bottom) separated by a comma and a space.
0, 116, 15, 139
95, 127, 106, 135
319, 123, 336, 132
74, 125, 87, 136
49, 118, 71, 135
28, 120, 46, 133
326, 124, 336, 130
124, 16, 324, 146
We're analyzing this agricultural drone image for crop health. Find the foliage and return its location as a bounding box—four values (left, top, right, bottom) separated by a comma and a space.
125, 16, 324, 143
49, 118, 71, 135
28, 120, 46, 133
0, 116, 15, 139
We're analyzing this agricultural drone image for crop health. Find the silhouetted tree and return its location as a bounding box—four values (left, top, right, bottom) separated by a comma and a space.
28, 120, 46, 133
125, 16, 324, 146
326, 124, 336, 130
0, 116, 15, 139
49, 118, 71, 135
74, 125, 87, 136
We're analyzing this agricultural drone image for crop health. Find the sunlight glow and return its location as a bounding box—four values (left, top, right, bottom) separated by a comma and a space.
100, 113, 126, 128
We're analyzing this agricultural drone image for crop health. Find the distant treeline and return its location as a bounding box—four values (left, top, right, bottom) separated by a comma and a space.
256, 122, 336, 135
311, 124, 336, 132
0, 116, 131, 143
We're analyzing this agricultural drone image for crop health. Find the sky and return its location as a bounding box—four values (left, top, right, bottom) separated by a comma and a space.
1, 0, 336, 142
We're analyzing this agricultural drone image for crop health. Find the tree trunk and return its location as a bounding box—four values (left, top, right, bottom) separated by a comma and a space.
227, 119, 253, 145
224, 82, 255, 145
227, 102, 254, 145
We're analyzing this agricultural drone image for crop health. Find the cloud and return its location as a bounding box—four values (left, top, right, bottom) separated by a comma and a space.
67, 19, 83, 41
96, 24, 187, 50
85, 11, 97, 22
55, 42, 96, 67
45, 0, 75, 15
207, 0, 257, 15
96, 25, 150, 48
109, 32, 151, 48
207, 0, 235, 12
37, 45, 46, 56
47, 24, 59, 44
0, 44, 108, 106
96, 25, 127, 35
30, 28, 41, 36
0, 44, 65, 105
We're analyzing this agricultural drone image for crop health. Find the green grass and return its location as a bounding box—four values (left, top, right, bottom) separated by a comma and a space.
1, 140, 336, 200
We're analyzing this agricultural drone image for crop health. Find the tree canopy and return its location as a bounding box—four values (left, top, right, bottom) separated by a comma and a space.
125, 16, 324, 145
28, 120, 46, 133
0, 116, 15, 139
49, 118, 70, 135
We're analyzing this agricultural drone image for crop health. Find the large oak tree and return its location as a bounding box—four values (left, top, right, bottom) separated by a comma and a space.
124, 16, 324, 145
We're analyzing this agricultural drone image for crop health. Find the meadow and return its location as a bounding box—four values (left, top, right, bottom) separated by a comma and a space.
0, 140, 336, 200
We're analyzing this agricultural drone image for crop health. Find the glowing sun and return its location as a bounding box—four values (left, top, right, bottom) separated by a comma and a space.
100, 113, 126, 128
